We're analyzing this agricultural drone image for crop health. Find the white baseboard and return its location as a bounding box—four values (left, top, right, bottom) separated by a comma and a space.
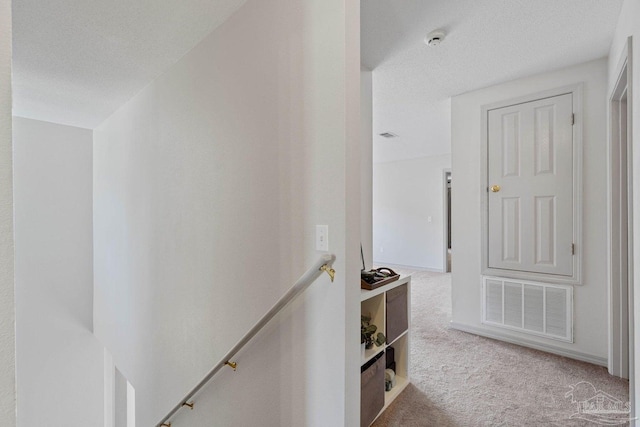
372, 262, 445, 273
449, 321, 607, 367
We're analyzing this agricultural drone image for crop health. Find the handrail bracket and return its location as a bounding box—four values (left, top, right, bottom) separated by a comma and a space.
320, 264, 336, 282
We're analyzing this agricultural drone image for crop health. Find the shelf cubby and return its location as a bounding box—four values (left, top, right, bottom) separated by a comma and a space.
360, 276, 411, 427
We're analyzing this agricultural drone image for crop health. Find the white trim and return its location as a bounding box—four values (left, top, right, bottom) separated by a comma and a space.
607, 37, 635, 426
104, 349, 115, 427
608, 37, 633, 379
449, 321, 607, 367
480, 84, 584, 285
126, 381, 136, 427
443, 169, 452, 273
629, 33, 635, 427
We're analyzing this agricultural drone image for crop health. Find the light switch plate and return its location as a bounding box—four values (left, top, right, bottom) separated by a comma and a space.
316, 225, 329, 251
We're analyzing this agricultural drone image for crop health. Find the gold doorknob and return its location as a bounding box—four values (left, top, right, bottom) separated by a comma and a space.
490, 185, 501, 193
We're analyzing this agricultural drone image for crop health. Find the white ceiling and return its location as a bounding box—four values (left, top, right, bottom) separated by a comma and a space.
12, 1, 624, 133
362, 0, 623, 163
12, 0, 248, 129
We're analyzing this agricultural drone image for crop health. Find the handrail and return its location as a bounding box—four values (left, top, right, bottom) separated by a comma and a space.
156, 254, 337, 427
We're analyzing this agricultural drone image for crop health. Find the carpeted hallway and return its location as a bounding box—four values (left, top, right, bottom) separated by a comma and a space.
372, 269, 630, 427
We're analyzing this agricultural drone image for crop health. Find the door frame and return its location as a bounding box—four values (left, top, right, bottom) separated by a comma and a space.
608, 36, 634, 393
480, 84, 584, 285
443, 169, 452, 273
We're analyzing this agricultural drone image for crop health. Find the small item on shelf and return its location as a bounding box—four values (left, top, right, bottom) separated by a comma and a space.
386, 346, 395, 369
361, 314, 386, 349
361, 267, 401, 290
384, 369, 396, 391
360, 245, 400, 290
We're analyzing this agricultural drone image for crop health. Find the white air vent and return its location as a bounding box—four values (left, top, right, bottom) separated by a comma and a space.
379, 132, 398, 139
482, 277, 572, 342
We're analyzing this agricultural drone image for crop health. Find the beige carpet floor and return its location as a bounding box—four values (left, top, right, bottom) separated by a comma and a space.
372, 269, 630, 427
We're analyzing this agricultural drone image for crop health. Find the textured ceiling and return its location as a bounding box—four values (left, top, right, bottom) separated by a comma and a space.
13, 0, 248, 129
363, 0, 624, 163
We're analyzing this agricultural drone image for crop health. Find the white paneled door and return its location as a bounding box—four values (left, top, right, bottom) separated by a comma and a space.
487, 93, 574, 276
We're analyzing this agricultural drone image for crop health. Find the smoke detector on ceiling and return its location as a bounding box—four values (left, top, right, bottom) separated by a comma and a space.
379, 132, 398, 139
424, 30, 446, 46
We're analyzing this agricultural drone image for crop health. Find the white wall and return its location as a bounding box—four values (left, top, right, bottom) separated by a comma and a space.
608, 0, 640, 413
361, 69, 373, 269
0, 0, 15, 421
373, 154, 451, 270
93, 0, 360, 425
451, 58, 609, 362
13, 117, 103, 426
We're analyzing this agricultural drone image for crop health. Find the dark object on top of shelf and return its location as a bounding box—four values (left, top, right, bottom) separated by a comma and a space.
361, 267, 400, 290
386, 346, 395, 370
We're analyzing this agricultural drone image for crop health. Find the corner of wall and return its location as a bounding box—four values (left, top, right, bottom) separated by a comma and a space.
0, 0, 15, 421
